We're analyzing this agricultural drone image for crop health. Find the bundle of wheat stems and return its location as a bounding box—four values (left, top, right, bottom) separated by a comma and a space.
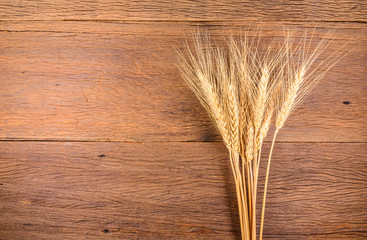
176, 28, 345, 240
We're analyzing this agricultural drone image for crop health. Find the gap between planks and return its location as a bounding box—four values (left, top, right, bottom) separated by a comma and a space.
0, 19, 366, 23
0, 139, 365, 144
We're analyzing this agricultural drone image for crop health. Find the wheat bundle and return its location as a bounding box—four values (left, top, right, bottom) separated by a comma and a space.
176, 28, 346, 239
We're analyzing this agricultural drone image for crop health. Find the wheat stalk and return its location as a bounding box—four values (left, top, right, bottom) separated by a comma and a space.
176, 28, 344, 240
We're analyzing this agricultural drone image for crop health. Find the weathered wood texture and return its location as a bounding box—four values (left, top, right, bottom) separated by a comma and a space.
1, 1, 366, 239
0, 21, 366, 142
0, 142, 366, 239
0, 0, 366, 21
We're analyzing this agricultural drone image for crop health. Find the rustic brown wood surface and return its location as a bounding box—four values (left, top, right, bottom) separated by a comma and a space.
0, 142, 366, 239
0, 1, 366, 239
0, 21, 366, 142
0, 0, 366, 21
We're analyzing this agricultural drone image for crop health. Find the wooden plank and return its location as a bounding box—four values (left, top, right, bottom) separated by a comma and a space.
0, 0, 366, 22
0, 21, 366, 142
0, 142, 366, 239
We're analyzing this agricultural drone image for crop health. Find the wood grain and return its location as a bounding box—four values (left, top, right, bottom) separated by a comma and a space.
1, 1, 366, 238
0, 21, 366, 142
0, 0, 366, 22
0, 141, 366, 239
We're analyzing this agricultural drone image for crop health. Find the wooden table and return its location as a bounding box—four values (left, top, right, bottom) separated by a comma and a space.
0, 1, 366, 239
